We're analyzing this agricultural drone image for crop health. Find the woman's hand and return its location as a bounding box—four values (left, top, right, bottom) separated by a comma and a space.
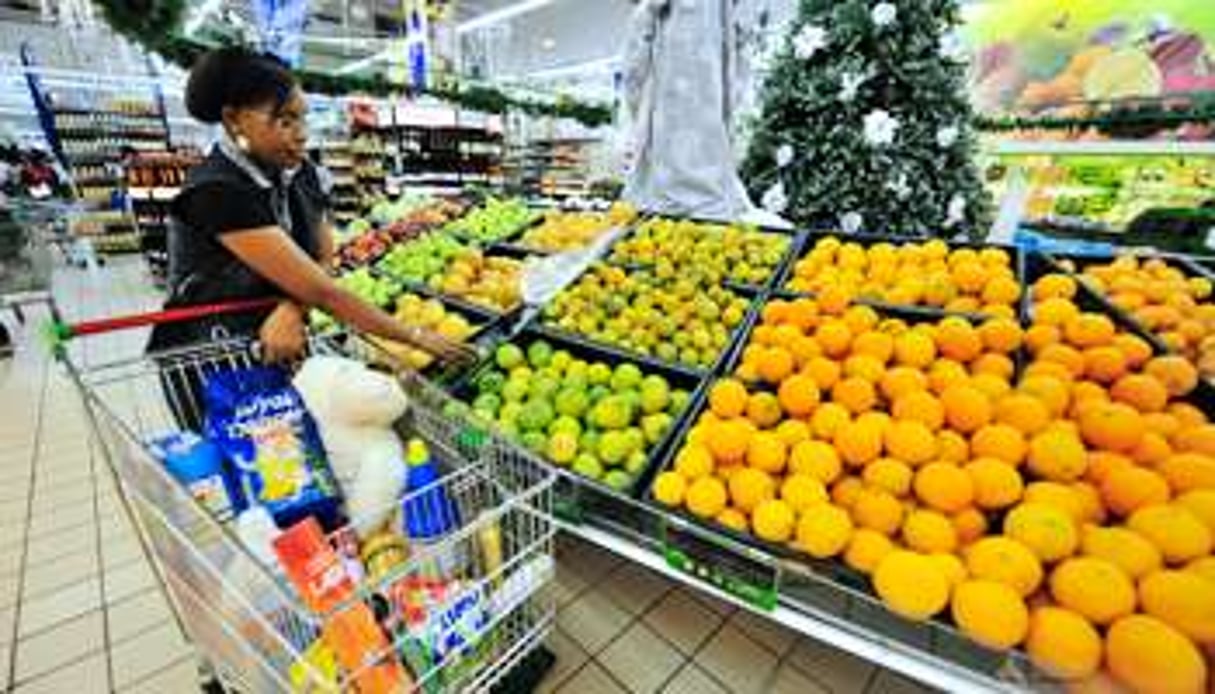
259, 301, 307, 363
406, 328, 480, 366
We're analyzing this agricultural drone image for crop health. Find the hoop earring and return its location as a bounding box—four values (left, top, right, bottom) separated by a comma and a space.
235, 134, 251, 152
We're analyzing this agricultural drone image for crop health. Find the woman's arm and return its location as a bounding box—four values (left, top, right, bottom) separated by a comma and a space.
219, 225, 475, 362
317, 217, 336, 270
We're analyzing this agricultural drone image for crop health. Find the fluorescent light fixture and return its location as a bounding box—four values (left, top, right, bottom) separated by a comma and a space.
457, 0, 555, 34
336, 49, 391, 75
522, 55, 619, 80
185, 0, 223, 36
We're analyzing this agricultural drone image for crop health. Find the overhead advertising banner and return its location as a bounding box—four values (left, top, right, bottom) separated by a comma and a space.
251, 0, 310, 67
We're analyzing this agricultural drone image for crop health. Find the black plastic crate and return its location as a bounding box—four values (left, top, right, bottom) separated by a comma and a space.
446, 325, 711, 501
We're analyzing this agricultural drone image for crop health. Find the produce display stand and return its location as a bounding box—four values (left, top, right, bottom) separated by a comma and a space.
51, 303, 561, 693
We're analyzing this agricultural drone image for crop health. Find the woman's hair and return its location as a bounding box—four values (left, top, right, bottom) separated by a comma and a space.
185, 47, 297, 124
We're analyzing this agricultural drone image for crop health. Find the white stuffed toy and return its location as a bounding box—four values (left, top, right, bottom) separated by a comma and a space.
292, 355, 409, 536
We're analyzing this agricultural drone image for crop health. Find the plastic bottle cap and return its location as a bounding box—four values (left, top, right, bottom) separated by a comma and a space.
406, 438, 430, 466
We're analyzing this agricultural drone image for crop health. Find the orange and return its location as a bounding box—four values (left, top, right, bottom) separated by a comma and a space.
852, 488, 905, 536
1174, 425, 1215, 456
796, 503, 853, 558
930, 552, 968, 588
1106, 615, 1208, 694
1081, 525, 1162, 580
937, 430, 970, 464
1128, 503, 1213, 564
927, 358, 970, 395
843, 354, 885, 383
1079, 402, 1145, 453
970, 373, 1012, 402
951, 580, 1030, 650
708, 378, 748, 418
1038, 343, 1086, 378
994, 393, 1051, 435
727, 466, 775, 513
1082, 346, 1127, 384
833, 419, 884, 467
862, 458, 914, 497
893, 330, 936, 368
1110, 373, 1169, 413
652, 472, 688, 507
1085, 451, 1133, 486
842, 304, 880, 334
940, 384, 992, 434
1035, 297, 1080, 327
1144, 355, 1199, 397
936, 317, 983, 363
982, 276, 1022, 307
685, 477, 728, 518
892, 391, 945, 431
1004, 502, 1078, 562
752, 499, 797, 543
913, 462, 974, 513
706, 419, 752, 464
952, 262, 988, 294
761, 299, 791, 325
883, 420, 938, 465
965, 458, 1024, 509
873, 550, 951, 621
976, 318, 1025, 354
809, 402, 850, 440
1051, 556, 1137, 626
1176, 489, 1215, 534
965, 537, 1043, 596
777, 373, 820, 417
1170, 402, 1210, 428
1063, 313, 1116, 348
1022, 482, 1085, 523
788, 440, 841, 484
844, 529, 895, 574
803, 356, 842, 391
757, 347, 795, 385
789, 335, 822, 367
1071, 481, 1105, 524
1189, 556, 1215, 582
787, 298, 819, 331
952, 507, 988, 545
902, 509, 958, 553
1143, 411, 1183, 437
1130, 431, 1172, 467
1025, 607, 1103, 680
1101, 465, 1171, 517
879, 367, 928, 402
746, 432, 787, 474
817, 286, 853, 316
1138, 569, 1215, 642
774, 419, 811, 447
716, 507, 749, 532
1023, 358, 1077, 384
1034, 273, 1077, 300
1024, 324, 1060, 353
832, 377, 877, 415
674, 444, 715, 480
780, 474, 828, 512
1067, 380, 1109, 419
1019, 375, 1070, 417
1027, 428, 1088, 482
970, 424, 1027, 466
831, 476, 865, 509
770, 324, 803, 349
814, 320, 853, 357
852, 330, 894, 363
1112, 333, 1154, 368
746, 392, 783, 428
970, 353, 1015, 381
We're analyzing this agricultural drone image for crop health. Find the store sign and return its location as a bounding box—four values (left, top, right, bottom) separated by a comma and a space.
662, 515, 780, 611
251, 0, 310, 67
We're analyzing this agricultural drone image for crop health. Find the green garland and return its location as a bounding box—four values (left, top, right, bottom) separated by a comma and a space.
93, 0, 614, 127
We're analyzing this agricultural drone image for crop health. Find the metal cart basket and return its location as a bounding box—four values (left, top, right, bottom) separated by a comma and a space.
61, 330, 558, 692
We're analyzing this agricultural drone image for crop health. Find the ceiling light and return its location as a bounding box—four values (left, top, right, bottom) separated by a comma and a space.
541, 37, 556, 50
456, 0, 554, 34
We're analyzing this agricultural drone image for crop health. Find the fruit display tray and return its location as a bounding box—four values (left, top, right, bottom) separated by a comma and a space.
775, 231, 1025, 317
443, 209, 544, 246
446, 324, 711, 505
600, 214, 805, 292
370, 254, 528, 320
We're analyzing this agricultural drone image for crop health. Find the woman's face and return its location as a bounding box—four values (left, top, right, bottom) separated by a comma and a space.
227, 87, 308, 170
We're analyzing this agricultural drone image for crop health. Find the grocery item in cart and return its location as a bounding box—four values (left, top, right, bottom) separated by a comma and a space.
272, 517, 357, 614
293, 355, 409, 536
204, 366, 343, 530
321, 601, 410, 693
402, 438, 466, 581
148, 431, 241, 521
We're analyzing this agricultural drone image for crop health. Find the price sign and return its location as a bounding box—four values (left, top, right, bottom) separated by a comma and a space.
661, 517, 779, 611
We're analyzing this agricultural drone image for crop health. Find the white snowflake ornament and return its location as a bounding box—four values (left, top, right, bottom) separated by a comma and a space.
762, 182, 788, 214
840, 72, 866, 102
945, 194, 967, 227
840, 212, 863, 234
775, 144, 794, 168
888, 174, 911, 200
938, 31, 967, 61
792, 24, 828, 60
936, 126, 959, 148
863, 109, 899, 147
871, 3, 897, 28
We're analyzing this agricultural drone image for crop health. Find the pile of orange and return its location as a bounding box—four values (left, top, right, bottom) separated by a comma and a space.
652, 284, 1215, 691
1057, 255, 1215, 377
784, 236, 1021, 316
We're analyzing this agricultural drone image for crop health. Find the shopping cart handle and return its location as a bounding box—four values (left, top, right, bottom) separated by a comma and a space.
46, 298, 280, 353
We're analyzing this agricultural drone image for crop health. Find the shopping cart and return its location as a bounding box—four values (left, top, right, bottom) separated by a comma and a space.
54, 303, 558, 692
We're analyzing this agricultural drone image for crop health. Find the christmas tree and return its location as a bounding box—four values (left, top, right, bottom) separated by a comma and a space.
742, 0, 991, 238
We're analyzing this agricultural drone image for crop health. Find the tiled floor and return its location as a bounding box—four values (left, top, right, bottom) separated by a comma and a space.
1, 258, 932, 693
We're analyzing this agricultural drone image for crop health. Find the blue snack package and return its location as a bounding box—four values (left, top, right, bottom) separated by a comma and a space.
203, 366, 343, 531
148, 431, 243, 522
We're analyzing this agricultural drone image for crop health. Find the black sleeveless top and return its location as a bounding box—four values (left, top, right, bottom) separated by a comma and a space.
147, 145, 330, 350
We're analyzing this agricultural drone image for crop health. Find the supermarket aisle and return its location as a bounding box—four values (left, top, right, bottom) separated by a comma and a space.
0, 258, 930, 693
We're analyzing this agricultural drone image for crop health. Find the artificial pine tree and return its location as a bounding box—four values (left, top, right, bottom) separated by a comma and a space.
742, 0, 992, 239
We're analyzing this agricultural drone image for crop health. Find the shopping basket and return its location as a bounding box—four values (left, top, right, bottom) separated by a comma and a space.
56, 304, 558, 693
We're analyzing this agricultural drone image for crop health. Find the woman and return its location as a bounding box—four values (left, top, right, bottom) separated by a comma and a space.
150, 48, 472, 427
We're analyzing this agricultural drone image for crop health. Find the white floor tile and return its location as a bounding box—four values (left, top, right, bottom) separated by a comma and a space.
13, 610, 104, 682
108, 620, 192, 689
